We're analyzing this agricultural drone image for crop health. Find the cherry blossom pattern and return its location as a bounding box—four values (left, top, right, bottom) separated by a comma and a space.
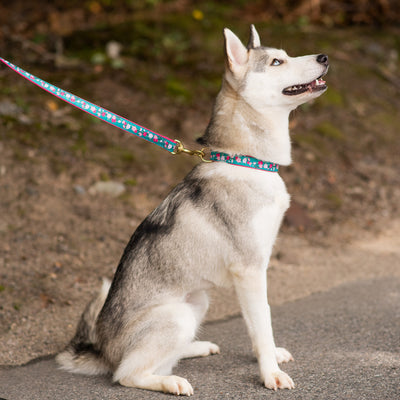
0, 58, 177, 153
210, 151, 279, 172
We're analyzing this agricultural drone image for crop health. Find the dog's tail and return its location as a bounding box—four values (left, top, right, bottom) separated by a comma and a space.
56, 278, 111, 375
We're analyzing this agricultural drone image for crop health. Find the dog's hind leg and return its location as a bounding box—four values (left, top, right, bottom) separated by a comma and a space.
181, 290, 220, 359
113, 301, 197, 396
181, 340, 220, 358
120, 373, 194, 396
185, 290, 209, 324
275, 347, 294, 364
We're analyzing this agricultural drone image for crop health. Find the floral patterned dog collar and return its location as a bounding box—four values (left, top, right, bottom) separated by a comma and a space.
210, 151, 279, 172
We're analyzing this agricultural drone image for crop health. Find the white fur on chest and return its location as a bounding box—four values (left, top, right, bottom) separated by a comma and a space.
203, 162, 289, 200
195, 162, 291, 279
204, 162, 290, 257
250, 190, 289, 265
249, 170, 290, 264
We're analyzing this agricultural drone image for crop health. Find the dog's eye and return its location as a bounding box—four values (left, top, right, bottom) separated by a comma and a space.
271, 59, 283, 66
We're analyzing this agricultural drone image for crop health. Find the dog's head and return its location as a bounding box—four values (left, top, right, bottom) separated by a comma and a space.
224, 25, 329, 111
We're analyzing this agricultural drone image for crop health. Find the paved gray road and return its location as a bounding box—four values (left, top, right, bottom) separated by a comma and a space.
1, 277, 399, 400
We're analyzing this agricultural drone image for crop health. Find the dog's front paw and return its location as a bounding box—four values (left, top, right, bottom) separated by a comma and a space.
263, 370, 295, 391
275, 347, 294, 364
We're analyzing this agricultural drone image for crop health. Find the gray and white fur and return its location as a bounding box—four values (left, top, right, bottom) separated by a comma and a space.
57, 25, 329, 395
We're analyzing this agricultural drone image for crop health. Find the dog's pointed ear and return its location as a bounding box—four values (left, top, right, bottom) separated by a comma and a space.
247, 24, 261, 49
224, 28, 248, 73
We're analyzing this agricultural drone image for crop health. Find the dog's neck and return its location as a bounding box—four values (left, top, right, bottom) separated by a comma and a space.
203, 79, 292, 166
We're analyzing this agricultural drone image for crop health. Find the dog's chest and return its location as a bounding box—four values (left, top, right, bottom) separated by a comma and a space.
201, 163, 290, 240
249, 172, 290, 251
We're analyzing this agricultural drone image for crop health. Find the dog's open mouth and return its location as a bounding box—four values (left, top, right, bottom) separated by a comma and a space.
282, 77, 327, 96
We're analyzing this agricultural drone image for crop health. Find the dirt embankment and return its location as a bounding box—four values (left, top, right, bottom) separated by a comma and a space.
1, 4, 399, 366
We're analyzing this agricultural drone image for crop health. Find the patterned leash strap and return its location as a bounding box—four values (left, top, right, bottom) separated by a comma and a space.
0, 57, 178, 153
0, 57, 279, 172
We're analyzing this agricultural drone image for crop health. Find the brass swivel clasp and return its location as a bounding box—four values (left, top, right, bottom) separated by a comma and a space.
172, 140, 212, 163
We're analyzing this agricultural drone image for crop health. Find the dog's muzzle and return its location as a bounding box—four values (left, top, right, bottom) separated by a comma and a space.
283, 54, 329, 96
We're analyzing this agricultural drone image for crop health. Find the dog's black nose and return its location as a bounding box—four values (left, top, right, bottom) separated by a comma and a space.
317, 54, 329, 65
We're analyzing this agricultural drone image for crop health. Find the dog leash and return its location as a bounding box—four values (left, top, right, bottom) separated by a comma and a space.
0, 57, 279, 172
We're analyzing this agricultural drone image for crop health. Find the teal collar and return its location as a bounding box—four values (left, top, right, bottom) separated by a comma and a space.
210, 151, 279, 172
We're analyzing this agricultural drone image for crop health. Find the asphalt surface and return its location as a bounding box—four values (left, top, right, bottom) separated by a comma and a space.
1, 277, 399, 400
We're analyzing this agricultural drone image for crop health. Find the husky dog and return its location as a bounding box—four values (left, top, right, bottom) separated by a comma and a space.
57, 25, 328, 395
